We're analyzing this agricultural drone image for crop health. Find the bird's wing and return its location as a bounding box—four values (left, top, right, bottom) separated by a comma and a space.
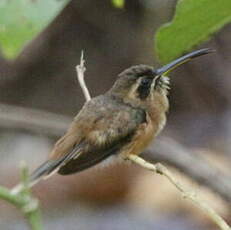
58, 98, 146, 175
29, 96, 146, 182
57, 97, 147, 175
29, 142, 84, 183
57, 133, 132, 175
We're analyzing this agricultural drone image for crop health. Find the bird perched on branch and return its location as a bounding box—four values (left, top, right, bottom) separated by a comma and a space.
12, 48, 213, 192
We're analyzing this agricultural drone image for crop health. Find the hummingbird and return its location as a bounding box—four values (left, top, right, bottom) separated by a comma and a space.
12, 48, 214, 191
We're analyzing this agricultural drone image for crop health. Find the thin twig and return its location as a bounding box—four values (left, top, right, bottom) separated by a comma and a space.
145, 138, 231, 204
0, 162, 43, 230
75, 51, 91, 101
126, 154, 230, 230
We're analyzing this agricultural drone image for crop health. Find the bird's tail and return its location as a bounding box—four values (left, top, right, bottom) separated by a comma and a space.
11, 158, 65, 194
11, 145, 82, 194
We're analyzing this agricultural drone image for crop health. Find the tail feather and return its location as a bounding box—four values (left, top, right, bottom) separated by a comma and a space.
29, 158, 64, 182
11, 158, 65, 194
11, 145, 83, 194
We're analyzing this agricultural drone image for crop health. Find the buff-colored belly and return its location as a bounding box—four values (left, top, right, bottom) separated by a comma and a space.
119, 113, 166, 158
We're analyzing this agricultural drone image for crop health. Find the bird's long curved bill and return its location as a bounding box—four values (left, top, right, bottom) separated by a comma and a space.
156, 48, 215, 76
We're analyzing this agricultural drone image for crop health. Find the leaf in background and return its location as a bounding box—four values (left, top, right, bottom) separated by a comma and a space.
112, 0, 125, 9
0, 0, 70, 59
155, 0, 231, 64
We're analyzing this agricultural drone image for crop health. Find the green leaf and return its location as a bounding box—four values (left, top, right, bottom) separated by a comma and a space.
0, 0, 70, 59
155, 0, 231, 64
112, 0, 125, 9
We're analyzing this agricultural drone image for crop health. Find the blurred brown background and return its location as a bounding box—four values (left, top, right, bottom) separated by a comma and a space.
0, 0, 231, 229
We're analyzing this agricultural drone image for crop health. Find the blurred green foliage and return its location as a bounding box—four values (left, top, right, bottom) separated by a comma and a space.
112, 0, 125, 9
155, 0, 231, 64
1, 0, 231, 62
0, 0, 70, 59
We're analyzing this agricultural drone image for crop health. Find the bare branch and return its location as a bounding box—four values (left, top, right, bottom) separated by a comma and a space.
75, 51, 91, 101
144, 137, 231, 204
127, 154, 231, 230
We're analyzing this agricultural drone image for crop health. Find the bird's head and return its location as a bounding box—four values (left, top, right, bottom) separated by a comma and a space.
109, 48, 214, 108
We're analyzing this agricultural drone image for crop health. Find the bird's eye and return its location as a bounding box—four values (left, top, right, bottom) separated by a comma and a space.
141, 77, 152, 86
137, 77, 153, 100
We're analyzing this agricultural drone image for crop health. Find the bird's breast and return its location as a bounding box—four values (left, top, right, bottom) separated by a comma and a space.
119, 111, 166, 158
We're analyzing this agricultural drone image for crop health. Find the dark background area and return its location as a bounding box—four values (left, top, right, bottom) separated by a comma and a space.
0, 0, 230, 229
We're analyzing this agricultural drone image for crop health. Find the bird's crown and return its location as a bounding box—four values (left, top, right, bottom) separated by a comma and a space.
118, 65, 155, 79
